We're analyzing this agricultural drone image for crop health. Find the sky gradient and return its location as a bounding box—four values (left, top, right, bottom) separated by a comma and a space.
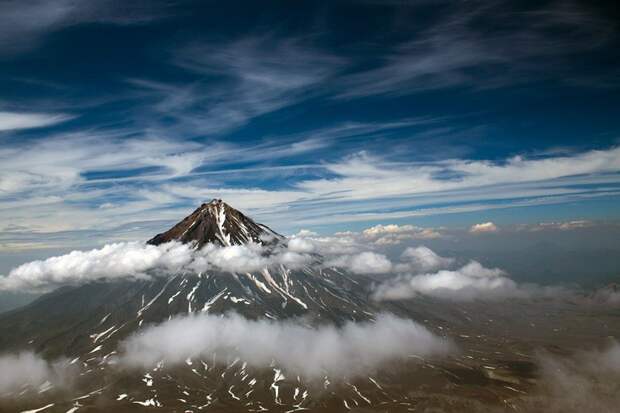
1, 0, 620, 255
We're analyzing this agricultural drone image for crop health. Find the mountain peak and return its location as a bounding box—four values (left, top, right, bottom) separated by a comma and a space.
147, 199, 281, 247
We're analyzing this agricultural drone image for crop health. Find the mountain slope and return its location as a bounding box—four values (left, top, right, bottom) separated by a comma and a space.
0, 200, 565, 413
0, 200, 406, 412
0, 200, 375, 357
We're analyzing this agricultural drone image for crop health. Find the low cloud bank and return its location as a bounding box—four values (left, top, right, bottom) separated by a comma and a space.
522, 341, 620, 413
374, 261, 525, 301
0, 230, 606, 305
374, 253, 566, 302
0, 352, 73, 395
0, 241, 314, 292
118, 312, 452, 378
589, 285, 620, 306
0, 230, 404, 291
0, 242, 191, 292
325, 251, 393, 274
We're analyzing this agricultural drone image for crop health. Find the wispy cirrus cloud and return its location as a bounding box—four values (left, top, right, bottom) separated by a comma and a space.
0, 111, 73, 131
128, 35, 345, 135
0, 0, 173, 55
1, 136, 620, 249
337, 0, 616, 98
297, 147, 620, 202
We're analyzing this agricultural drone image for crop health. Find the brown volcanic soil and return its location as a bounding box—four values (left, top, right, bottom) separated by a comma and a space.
1, 298, 618, 413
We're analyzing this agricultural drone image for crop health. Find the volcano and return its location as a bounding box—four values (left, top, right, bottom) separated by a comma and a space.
0, 200, 373, 355
147, 199, 283, 248
0, 200, 594, 413
0, 200, 401, 412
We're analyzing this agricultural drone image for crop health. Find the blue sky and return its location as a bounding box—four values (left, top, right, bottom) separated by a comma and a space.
1, 0, 620, 253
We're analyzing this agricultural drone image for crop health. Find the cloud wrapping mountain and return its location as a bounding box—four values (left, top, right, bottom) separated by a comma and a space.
0, 241, 319, 292
0, 241, 192, 292
0, 226, 406, 291
0, 231, 574, 303
118, 312, 451, 379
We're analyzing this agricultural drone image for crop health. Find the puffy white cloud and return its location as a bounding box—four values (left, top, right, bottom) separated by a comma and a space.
469, 222, 498, 234
289, 232, 364, 255
396, 246, 454, 273
0, 352, 74, 395
0, 242, 193, 292
194, 243, 270, 274
362, 224, 442, 245
287, 237, 316, 253
118, 312, 452, 379
0, 241, 317, 292
374, 261, 533, 301
363, 224, 415, 236
295, 229, 318, 237
325, 251, 393, 274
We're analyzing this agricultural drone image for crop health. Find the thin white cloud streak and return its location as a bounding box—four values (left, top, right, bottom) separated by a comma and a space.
118, 312, 452, 379
285, 188, 620, 227
0, 0, 171, 54
336, 0, 613, 98
520, 220, 594, 232
160, 184, 306, 210
297, 148, 620, 202
1, 129, 619, 246
0, 128, 327, 237
129, 35, 345, 135
0, 352, 73, 395
0, 111, 73, 131
0, 132, 208, 197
